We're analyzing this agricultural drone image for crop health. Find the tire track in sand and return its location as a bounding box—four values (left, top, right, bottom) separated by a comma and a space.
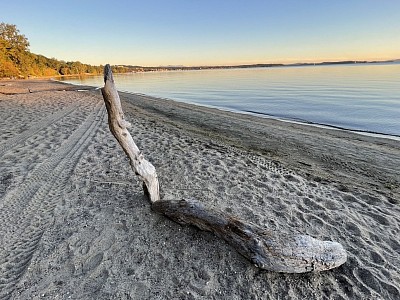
0, 100, 106, 300
0, 100, 82, 158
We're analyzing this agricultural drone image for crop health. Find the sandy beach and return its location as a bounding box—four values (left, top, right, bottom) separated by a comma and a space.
0, 79, 399, 299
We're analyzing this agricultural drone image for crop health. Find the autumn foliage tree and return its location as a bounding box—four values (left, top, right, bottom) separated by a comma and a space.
0, 22, 116, 78
0, 22, 29, 77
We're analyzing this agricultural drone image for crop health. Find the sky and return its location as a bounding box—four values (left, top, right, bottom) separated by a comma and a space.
2, 0, 400, 66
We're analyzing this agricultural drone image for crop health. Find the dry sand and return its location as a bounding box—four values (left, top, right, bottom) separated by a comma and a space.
0, 79, 399, 299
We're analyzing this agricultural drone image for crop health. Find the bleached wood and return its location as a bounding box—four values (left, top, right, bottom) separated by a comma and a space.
153, 199, 347, 273
100, 65, 347, 273
101, 64, 160, 202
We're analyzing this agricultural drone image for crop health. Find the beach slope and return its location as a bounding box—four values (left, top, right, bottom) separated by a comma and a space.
0, 80, 399, 299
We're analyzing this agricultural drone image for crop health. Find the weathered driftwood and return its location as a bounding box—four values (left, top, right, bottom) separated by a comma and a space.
101, 64, 347, 273
101, 64, 160, 202
152, 199, 347, 273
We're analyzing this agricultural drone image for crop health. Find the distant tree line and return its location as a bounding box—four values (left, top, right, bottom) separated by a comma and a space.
0, 22, 131, 79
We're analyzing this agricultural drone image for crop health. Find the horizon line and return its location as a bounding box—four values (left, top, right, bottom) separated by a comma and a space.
113, 58, 400, 69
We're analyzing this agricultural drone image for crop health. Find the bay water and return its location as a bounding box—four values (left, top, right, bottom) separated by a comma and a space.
61, 63, 400, 137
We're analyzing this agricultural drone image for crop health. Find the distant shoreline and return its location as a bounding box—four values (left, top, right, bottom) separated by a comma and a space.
112, 58, 400, 73
2, 59, 398, 81
63, 59, 400, 78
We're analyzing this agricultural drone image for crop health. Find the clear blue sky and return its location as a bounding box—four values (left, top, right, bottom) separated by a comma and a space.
2, 0, 400, 66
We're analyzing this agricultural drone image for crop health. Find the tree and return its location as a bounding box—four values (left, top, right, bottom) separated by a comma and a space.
0, 59, 19, 78
0, 23, 29, 67
0, 23, 132, 78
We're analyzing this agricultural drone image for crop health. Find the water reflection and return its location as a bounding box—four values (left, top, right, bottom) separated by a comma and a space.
61, 63, 400, 136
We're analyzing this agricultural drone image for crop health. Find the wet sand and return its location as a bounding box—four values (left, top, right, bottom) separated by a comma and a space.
0, 80, 399, 299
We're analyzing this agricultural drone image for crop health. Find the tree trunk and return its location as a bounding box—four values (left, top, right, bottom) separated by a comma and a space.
152, 199, 347, 273
101, 64, 160, 202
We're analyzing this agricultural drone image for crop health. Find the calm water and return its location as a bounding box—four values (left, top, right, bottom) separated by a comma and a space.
62, 63, 400, 137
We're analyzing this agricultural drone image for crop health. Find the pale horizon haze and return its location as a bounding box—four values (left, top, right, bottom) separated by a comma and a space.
2, 0, 400, 66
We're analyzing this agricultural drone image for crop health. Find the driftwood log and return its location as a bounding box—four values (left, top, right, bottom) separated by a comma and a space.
101, 64, 347, 273
101, 66, 160, 202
